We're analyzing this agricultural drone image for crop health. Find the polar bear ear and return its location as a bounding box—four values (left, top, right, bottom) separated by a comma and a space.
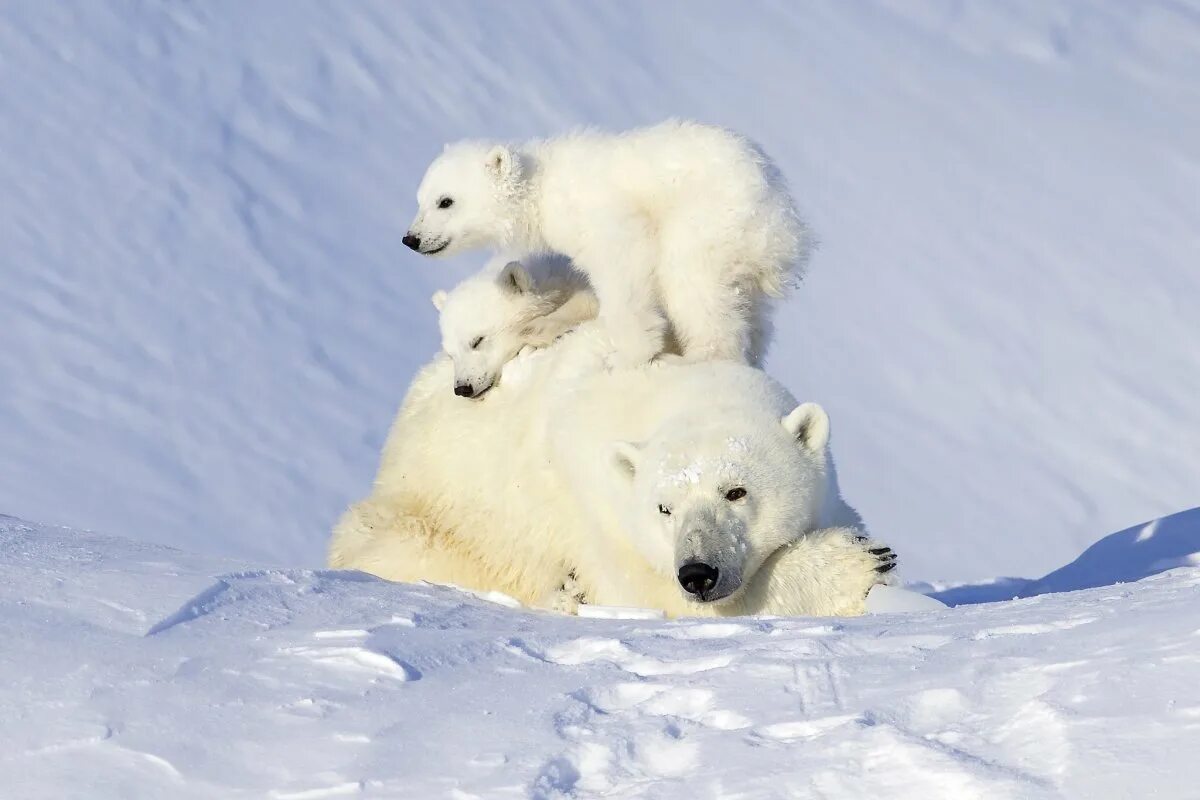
486, 145, 519, 181
612, 441, 642, 481
431, 290, 448, 312
497, 261, 534, 295
782, 403, 830, 454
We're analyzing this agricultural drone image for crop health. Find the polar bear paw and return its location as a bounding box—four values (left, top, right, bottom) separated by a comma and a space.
855, 533, 898, 577
547, 570, 589, 614
599, 318, 666, 370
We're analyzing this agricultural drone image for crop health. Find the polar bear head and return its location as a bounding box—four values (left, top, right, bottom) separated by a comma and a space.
405, 142, 526, 258
613, 403, 833, 605
433, 258, 557, 399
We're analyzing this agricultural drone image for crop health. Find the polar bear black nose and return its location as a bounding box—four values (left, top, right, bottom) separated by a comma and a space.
678, 562, 719, 596
454, 382, 475, 398
402, 233, 421, 251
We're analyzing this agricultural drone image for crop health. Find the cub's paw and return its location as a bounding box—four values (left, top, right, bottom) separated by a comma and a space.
600, 321, 664, 371
519, 320, 565, 349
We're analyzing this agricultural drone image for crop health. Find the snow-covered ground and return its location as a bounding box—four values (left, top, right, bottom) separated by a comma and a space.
3, 512, 1198, 799
2, 1, 1199, 581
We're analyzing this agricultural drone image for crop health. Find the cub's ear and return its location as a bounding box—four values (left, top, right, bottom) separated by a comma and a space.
612, 441, 642, 481
497, 260, 534, 295
431, 290, 448, 312
782, 403, 830, 454
486, 144, 519, 181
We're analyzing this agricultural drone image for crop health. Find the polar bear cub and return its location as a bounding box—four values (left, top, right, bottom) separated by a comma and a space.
432, 253, 598, 398
405, 120, 809, 368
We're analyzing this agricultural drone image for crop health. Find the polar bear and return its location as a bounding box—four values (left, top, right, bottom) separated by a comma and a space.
432, 253, 597, 398
403, 120, 809, 368
542, 341, 890, 616
329, 325, 893, 617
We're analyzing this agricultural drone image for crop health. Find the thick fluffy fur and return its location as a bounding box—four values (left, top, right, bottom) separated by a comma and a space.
406, 120, 809, 367
432, 253, 598, 398
328, 325, 890, 617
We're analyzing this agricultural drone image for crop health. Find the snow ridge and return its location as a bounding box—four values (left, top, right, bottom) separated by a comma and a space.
3, 516, 1199, 798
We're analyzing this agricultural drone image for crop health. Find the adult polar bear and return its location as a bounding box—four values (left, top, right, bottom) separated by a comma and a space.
403, 121, 807, 368
329, 325, 892, 617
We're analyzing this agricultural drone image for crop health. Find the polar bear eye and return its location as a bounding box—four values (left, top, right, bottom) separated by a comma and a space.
657, 504, 671, 516
437, 197, 454, 209
470, 336, 485, 350
724, 487, 747, 502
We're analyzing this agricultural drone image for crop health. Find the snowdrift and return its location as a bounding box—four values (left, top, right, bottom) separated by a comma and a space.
932, 505, 1200, 606
3, 513, 1198, 798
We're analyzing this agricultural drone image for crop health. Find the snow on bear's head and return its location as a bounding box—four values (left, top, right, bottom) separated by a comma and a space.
432, 258, 554, 399
613, 403, 832, 605
405, 142, 525, 258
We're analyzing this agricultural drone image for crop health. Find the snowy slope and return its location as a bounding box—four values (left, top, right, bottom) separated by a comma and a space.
3, 513, 1199, 799
930, 504, 1200, 605
2, 1, 1199, 582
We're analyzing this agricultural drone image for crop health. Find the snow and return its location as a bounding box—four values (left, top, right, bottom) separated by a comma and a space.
865, 584, 949, 613
3, 513, 1199, 798
929, 505, 1200, 605
2, 1, 1199, 582
3, 2, 1200, 795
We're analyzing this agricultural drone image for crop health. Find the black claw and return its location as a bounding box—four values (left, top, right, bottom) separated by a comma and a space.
868, 547, 891, 555
875, 562, 897, 574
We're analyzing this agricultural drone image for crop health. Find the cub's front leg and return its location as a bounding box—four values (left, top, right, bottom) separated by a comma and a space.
576, 228, 667, 368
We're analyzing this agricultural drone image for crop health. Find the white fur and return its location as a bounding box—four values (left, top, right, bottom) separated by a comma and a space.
328, 325, 888, 617
433, 253, 597, 398
407, 120, 809, 368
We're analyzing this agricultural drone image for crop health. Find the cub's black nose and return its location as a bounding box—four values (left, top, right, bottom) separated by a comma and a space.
678, 562, 719, 596
402, 233, 421, 251
454, 383, 475, 398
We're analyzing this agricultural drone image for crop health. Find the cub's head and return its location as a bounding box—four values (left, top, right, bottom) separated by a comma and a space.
612, 403, 832, 604
433, 260, 546, 399
405, 142, 525, 258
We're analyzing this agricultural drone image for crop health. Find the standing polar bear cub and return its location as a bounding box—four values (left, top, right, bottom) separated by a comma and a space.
405, 120, 808, 367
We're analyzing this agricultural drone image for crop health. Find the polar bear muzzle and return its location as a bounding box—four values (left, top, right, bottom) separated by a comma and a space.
677, 561, 721, 599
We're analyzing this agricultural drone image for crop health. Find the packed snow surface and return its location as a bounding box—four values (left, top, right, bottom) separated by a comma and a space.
3, 514, 1199, 799
2, 1, 1199, 582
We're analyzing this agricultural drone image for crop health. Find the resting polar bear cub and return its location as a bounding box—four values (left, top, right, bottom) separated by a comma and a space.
404, 120, 808, 368
432, 253, 597, 399
329, 325, 893, 617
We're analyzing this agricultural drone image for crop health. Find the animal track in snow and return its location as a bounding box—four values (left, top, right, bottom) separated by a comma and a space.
533, 637, 735, 676
577, 683, 751, 730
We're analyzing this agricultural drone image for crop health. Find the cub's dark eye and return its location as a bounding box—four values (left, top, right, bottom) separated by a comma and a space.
657, 504, 671, 516
724, 487, 747, 502
438, 197, 454, 209
470, 336, 485, 350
